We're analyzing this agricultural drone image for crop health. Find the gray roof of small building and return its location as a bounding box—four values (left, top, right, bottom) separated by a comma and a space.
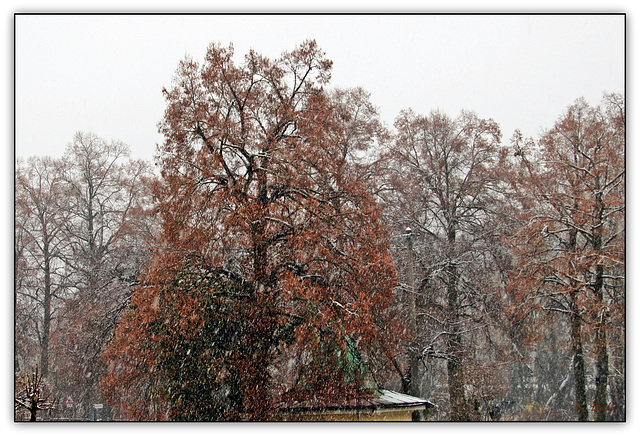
375, 389, 436, 409
276, 389, 436, 413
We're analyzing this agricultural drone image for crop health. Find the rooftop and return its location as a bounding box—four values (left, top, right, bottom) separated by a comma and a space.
276, 389, 436, 414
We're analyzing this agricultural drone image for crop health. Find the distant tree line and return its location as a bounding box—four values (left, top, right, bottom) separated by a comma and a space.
15, 40, 624, 421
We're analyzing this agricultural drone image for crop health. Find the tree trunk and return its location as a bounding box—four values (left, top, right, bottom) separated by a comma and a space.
40, 239, 51, 378
446, 259, 468, 420
592, 187, 610, 421
565, 225, 588, 421
444, 222, 468, 421
570, 288, 588, 421
245, 162, 274, 421
406, 230, 420, 397
609, 344, 625, 421
447, 353, 468, 420
593, 265, 610, 421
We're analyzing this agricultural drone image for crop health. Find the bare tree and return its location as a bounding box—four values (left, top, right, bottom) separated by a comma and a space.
15, 157, 70, 378
383, 109, 511, 420
15, 366, 56, 421
50, 132, 156, 419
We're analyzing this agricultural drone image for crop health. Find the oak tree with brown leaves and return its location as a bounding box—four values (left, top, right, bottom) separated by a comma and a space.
507, 94, 625, 421
101, 40, 403, 421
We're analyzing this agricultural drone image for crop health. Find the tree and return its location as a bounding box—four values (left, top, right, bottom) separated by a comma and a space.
507, 94, 625, 420
15, 157, 70, 379
49, 132, 156, 419
383, 109, 511, 420
15, 366, 56, 421
102, 40, 403, 420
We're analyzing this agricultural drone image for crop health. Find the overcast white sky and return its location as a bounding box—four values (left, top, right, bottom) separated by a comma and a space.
14, 13, 624, 161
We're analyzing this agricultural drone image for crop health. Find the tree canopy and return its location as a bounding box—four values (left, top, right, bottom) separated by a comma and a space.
101, 40, 404, 420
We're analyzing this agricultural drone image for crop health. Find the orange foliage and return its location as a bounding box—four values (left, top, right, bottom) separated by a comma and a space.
101, 40, 404, 420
